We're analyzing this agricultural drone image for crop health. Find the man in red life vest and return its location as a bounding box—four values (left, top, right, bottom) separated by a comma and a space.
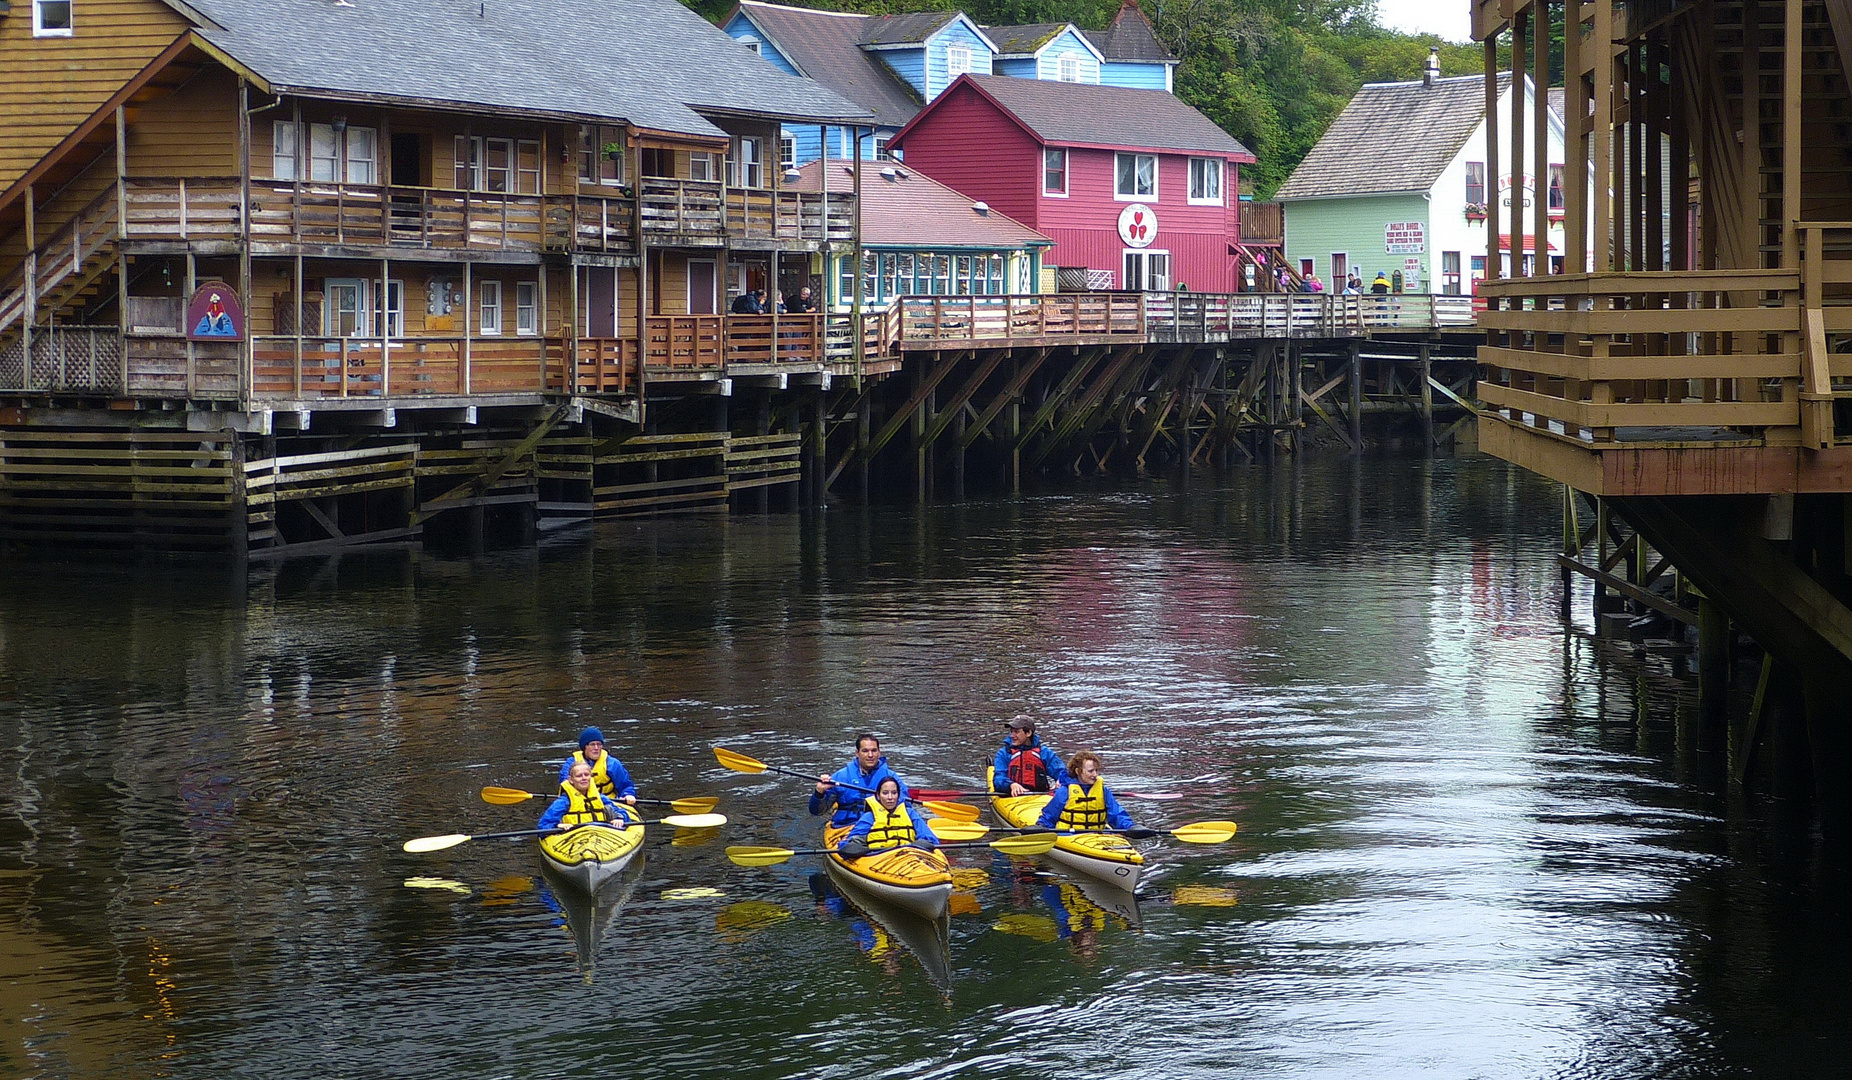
991, 715, 1072, 797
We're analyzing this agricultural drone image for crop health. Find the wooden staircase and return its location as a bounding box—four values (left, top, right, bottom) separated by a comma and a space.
0, 186, 122, 356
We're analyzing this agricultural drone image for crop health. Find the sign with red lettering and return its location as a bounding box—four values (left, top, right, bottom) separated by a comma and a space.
1384, 222, 1425, 254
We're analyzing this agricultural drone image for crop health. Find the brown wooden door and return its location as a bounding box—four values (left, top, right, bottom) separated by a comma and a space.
585, 268, 616, 337
687, 259, 717, 315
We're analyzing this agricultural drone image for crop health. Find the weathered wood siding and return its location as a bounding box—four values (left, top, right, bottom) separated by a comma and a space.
126, 67, 237, 177
0, 0, 190, 191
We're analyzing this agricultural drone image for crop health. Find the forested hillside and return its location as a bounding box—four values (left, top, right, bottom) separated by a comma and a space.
692, 0, 1495, 196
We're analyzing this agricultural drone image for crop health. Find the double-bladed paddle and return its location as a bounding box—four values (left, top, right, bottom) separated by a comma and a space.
982, 819, 1239, 844
402, 813, 728, 853
711, 746, 981, 822
911, 786, 1185, 802
725, 833, 1057, 867
480, 786, 719, 815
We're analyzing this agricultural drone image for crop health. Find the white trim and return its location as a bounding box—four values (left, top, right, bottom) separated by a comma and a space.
1114, 152, 1157, 202
1121, 248, 1170, 291
1042, 147, 1069, 197
33, 0, 74, 37
687, 258, 719, 314
515, 281, 538, 336
1187, 157, 1223, 205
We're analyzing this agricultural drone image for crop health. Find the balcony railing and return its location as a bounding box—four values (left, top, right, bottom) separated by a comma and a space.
637, 178, 851, 243
247, 335, 561, 398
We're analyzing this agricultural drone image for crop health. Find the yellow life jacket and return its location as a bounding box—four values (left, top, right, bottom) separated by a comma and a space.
558, 780, 610, 826
861, 796, 917, 850
1059, 883, 1107, 932
1055, 780, 1109, 831
571, 750, 617, 798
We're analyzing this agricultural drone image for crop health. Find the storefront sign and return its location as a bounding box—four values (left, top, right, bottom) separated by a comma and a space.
186, 281, 244, 340
1118, 203, 1157, 248
1384, 222, 1425, 254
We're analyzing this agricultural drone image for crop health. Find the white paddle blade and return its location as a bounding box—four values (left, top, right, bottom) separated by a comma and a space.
403, 834, 470, 853
661, 813, 727, 829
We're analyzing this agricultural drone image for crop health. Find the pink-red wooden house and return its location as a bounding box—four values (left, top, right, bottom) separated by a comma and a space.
888, 74, 1255, 292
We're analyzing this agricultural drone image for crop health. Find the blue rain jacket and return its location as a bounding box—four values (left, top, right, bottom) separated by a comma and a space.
557, 750, 637, 800
838, 800, 938, 851
991, 736, 1072, 793
537, 792, 633, 831
808, 755, 910, 826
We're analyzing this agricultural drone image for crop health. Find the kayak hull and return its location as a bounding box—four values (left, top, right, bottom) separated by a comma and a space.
537, 818, 645, 893
988, 766, 1143, 893
822, 821, 953, 920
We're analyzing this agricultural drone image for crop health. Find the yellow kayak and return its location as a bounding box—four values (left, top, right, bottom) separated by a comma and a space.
538, 816, 645, 892
988, 767, 1143, 892
822, 821, 953, 920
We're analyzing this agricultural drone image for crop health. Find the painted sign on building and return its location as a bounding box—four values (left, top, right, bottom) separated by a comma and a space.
1118, 204, 1157, 248
186, 281, 244, 340
1384, 221, 1425, 254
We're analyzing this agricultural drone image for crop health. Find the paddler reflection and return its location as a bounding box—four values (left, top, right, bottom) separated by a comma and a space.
809, 874, 903, 976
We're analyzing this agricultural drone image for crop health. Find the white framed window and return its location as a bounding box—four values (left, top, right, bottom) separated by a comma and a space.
872, 135, 892, 161
1057, 54, 1080, 82
34, 0, 74, 37
308, 124, 379, 184
480, 281, 503, 335
1043, 148, 1067, 196
1123, 249, 1170, 291
325, 278, 368, 336
690, 151, 718, 183
1115, 153, 1156, 200
1188, 158, 1222, 204
740, 36, 761, 54
946, 43, 971, 80
382, 279, 404, 337
779, 134, 796, 172
272, 121, 299, 181
310, 124, 341, 182
455, 136, 540, 193
345, 127, 377, 185
728, 137, 763, 188
579, 125, 627, 187
516, 282, 538, 335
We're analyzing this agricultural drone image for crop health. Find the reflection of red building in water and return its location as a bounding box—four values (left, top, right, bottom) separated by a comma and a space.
888, 74, 1255, 292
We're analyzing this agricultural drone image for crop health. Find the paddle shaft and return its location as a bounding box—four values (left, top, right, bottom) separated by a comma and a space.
751, 758, 941, 811
911, 786, 1182, 801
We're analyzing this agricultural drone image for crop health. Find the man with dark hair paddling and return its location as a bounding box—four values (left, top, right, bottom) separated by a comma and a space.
837, 778, 937, 857
560, 726, 637, 806
992, 715, 1071, 797
539, 761, 635, 831
1036, 751, 1135, 832
811, 733, 910, 827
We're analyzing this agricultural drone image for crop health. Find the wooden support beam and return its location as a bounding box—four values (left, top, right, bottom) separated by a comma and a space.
413, 404, 568, 524
862, 349, 969, 464
917, 349, 1009, 450
1014, 347, 1110, 452
1026, 345, 1146, 469
956, 347, 1054, 451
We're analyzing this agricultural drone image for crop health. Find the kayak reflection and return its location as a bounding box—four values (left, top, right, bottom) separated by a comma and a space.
808, 872, 953, 992
538, 851, 646, 983
997, 865, 1139, 961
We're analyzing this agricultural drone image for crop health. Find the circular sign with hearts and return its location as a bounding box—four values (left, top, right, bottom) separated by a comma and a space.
1117, 203, 1157, 248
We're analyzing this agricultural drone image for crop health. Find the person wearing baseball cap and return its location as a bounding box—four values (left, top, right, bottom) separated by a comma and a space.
558, 726, 637, 805
991, 715, 1071, 797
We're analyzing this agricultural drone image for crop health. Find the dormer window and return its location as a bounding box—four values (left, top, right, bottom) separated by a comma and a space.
34, 0, 74, 36
739, 36, 761, 55
946, 44, 971, 79
1057, 54, 1080, 82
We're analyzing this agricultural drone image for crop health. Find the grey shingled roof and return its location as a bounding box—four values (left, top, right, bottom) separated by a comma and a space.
984, 22, 1069, 56
185, 0, 871, 140
914, 74, 1251, 158
1083, 0, 1173, 63
734, 2, 923, 128
1274, 73, 1513, 200
859, 10, 960, 45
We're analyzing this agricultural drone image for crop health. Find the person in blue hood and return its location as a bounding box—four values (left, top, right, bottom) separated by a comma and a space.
558, 726, 637, 805
810, 733, 910, 827
991, 715, 1072, 796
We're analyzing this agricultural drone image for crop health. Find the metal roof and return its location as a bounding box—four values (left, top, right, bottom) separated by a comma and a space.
793, 158, 1051, 248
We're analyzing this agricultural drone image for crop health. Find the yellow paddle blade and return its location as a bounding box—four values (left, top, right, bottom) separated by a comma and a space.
928, 819, 989, 842
951, 867, 991, 889
1171, 885, 1240, 907
670, 796, 721, 815
990, 834, 1058, 856
661, 887, 726, 901
402, 834, 470, 853
672, 826, 721, 848
950, 892, 983, 917
1171, 821, 1238, 844
480, 786, 541, 805
660, 813, 727, 829
921, 799, 981, 822
712, 746, 768, 774
716, 900, 792, 943
725, 845, 796, 867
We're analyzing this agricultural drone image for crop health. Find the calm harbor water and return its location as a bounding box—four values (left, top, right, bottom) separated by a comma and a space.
4, 454, 1851, 1079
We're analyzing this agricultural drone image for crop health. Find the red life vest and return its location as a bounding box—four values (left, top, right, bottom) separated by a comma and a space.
1006, 744, 1051, 792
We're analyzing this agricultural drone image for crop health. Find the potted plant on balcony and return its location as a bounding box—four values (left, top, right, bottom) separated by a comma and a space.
1464, 202, 1488, 222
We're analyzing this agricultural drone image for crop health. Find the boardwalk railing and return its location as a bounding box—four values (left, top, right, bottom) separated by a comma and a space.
1144, 292, 1477, 339
248, 335, 559, 398
891, 293, 1146, 344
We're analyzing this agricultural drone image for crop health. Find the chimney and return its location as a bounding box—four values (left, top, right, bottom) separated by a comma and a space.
1424, 47, 1440, 87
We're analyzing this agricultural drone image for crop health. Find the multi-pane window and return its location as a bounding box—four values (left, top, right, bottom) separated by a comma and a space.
1465, 161, 1486, 205
728, 138, 763, 188
273, 121, 299, 181
1188, 158, 1221, 204
302, 124, 378, 184
780, 134, 796, 172
1115, 153, 1156, 199
946, 44, 971, 80
690, 152, 718, 183
1057, 54, 1080, 82
1442, 251, 1462, 294
33, 0, 73, 37
323, 279, 402, 336
1043, 148, 1067, 195
455, 136, 540, 193
1547, 164, 1565, 211
516, 282, 538, 335
579, 125, 626, 186
872, 136, 892, 161
480, 281, 503, 335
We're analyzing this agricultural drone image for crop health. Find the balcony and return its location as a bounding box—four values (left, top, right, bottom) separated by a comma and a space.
636, 178, 852, 246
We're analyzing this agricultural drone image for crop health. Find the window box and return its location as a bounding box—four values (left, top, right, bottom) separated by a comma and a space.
1464, 202, 1488, 221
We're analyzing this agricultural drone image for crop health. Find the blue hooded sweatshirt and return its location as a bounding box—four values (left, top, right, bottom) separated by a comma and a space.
808, 755, 911, 827
991, 735, 1072, 794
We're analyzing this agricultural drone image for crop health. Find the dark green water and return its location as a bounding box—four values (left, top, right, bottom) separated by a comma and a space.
3, 455, 1850, 1079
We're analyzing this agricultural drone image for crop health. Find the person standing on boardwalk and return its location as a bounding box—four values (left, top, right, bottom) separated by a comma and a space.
811, 733, 910, 827
559, 726, 637, 806
1036, 751, 1135, 832
992, 715, 1071, 797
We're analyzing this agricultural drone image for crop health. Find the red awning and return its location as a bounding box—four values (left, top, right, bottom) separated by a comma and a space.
1496, 234, 1560, 253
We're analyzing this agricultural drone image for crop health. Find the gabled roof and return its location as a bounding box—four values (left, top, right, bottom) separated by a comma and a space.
894, 74, 1252, 159
185, 0, 871, 141
858, 10, 962, 46
731, 1, 924, 128
1273, 73, 1515, 200
983, 22, 1099, 60
1083, 0, 1174, 64
792, 158, 1051, 248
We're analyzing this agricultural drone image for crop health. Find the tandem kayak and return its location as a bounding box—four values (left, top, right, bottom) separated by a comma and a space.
821, 821, 953, 920
538, 817, 645, 892
987, 767, 1143, 893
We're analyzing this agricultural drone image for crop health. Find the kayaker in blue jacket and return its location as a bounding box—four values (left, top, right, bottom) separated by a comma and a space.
992, 716, 1072, 797
1036, 751, 1135, 832
539, 761, 635, 830
559, 726, 637, 806
837, 778, 937, 856
810, 733, 910, 827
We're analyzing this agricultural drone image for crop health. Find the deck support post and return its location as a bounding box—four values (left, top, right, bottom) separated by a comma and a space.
857, 399, 870, 503
812, 391, 827, 509
1347, 341, 1362, 452
755, 391, 771, 514
1420, 344, 1434, 447
1698, 595, 1730, 745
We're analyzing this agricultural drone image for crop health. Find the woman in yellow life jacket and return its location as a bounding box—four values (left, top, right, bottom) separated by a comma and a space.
836, 778, 938, 857
538, 761, 634, 831
1035, 751, 1136, 832
557, 727, 638, 806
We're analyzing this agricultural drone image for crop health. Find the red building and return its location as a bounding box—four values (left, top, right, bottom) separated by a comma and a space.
888, 74, 1255, 292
